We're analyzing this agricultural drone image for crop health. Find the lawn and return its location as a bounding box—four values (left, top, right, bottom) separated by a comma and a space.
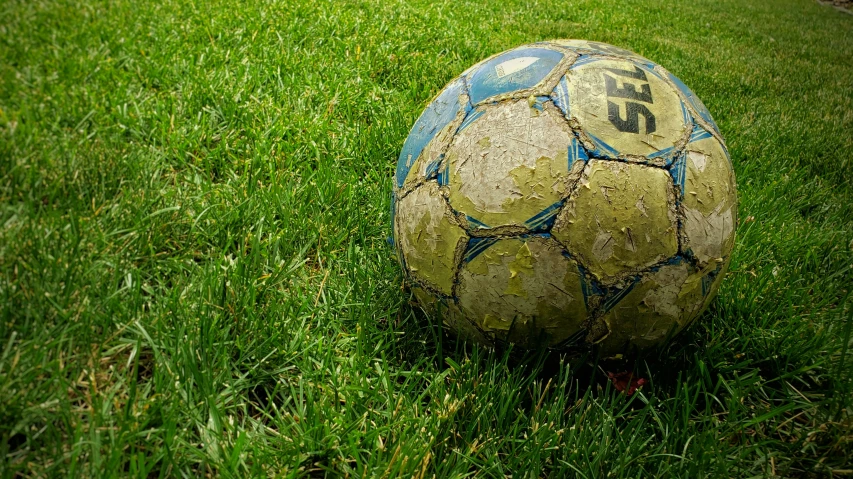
1, 0, 852, 476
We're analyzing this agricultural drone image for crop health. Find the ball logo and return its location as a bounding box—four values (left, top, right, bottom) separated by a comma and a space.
494, 57, 539, 78
603, 66, 656, 134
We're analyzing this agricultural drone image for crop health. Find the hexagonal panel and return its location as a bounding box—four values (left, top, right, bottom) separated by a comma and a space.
395, 77, 469, 190
672, 127, 737, 266
562, 57, 689, 158
446, 99, 581, 232
593, 259, 713, 356
552, 160, 678, 283
395, 182, 468, 295
455, 235, 587, 348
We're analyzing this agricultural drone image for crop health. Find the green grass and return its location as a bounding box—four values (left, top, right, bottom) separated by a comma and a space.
1, 0, 852, 476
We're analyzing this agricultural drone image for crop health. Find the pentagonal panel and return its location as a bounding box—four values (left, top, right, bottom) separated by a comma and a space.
455, 236, 587, 348
552, 160, 678, 282
446, 99, 580, 232
466, 46, 566, 104
563, 57, 689, 158
395, 182, 468, 295
593, 259, 711, 356
395, 78, 469, 189
672, 128, 737, 266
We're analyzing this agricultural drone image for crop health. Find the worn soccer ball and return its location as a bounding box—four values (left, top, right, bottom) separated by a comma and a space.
391, 40, 737, 357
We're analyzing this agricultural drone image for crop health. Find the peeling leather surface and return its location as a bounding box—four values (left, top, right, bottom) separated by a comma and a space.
396, 182, 468, 295
412, 286, 491, 345
444, 301, 491, 345
595, 261, 707, 356
552, 160, 678, 283
455, 236, 587, 348
446, 99, 576, 230
699, 255, 731, 314
680, 134, 737, 266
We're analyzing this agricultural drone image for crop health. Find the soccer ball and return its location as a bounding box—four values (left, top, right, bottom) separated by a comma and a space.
391, 40, 737, 357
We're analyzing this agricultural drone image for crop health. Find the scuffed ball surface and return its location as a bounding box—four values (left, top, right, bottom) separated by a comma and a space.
552, 160, 679, 282
392, 40, 737, 357
394, 182, 468, 296
456, 236, 588, 349
446, 99, 576, 232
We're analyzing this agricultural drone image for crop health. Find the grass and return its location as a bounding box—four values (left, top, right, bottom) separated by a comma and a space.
1, 0, 852, 476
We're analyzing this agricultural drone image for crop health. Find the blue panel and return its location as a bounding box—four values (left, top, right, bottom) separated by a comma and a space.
688, 124, 713, 144
570, 54, 599, 70
647, 144, 677, 165
670, 152, 687, 198
680, 101, 691, 126
687, 124, 732, 168
665, 71, 721, 135
424, 157, 442, 179
457, 105, 486, 133
721, 141, 733, 168
667, 255, 685, 266
601, 278, 640, 314
530, 96, 551, 112
395, 78, 468, 188
635, 59, 666, 81
467, 47, 564, 104
437, 161, 450, 186
552, 76, 571, 117
584, 131, 620, 158
463, 236, 499, 263
647, 144, 680, 166
568, 137, 589, 170
524, 201, 563, 232
573, 261, 603, 310
650, 124, 711, 167
701, 262, 723, 297
647, 255, 685, 273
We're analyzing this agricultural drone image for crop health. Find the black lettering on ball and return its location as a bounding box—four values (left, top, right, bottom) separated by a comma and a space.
604, 74, 653, 103
607, 101, 657, 134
